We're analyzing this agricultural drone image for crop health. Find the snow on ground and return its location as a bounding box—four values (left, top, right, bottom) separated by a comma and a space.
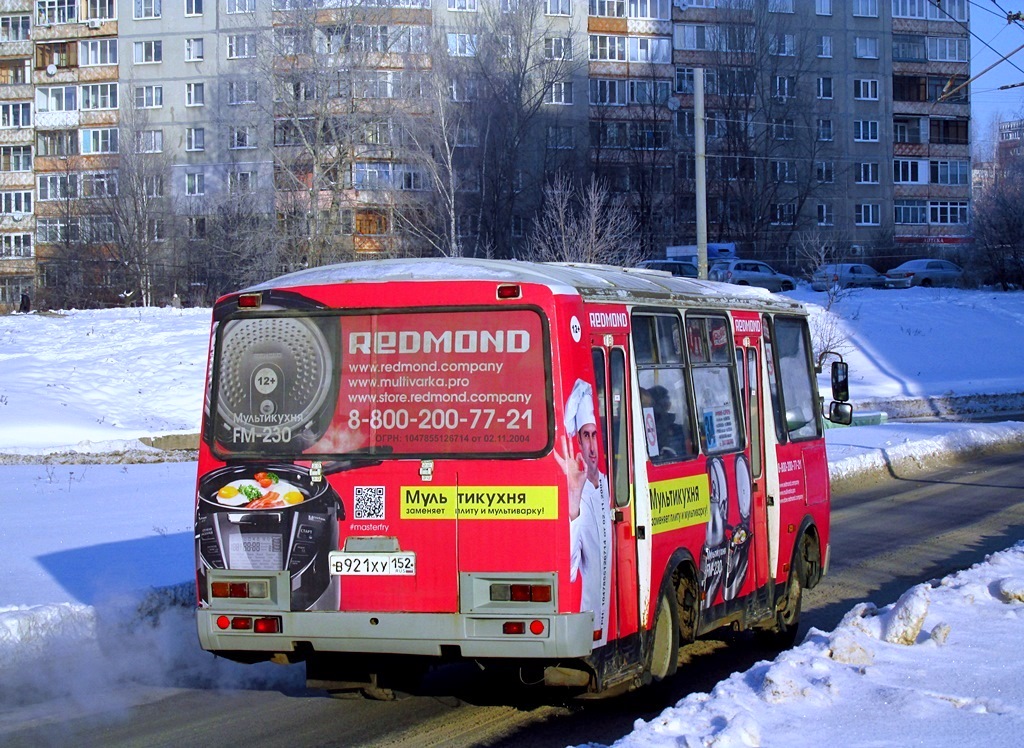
1, 288, 1024, 745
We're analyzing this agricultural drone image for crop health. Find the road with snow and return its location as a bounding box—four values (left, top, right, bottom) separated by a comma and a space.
5, 449, 1023, 748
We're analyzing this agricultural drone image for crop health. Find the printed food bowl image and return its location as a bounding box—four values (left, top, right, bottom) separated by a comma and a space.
196, 463, 344, 611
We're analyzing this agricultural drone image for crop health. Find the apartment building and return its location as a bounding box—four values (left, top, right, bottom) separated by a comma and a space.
0, 0, 971, 309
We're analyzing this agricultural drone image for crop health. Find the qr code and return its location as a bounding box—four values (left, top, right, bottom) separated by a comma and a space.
354, 486, 385, 520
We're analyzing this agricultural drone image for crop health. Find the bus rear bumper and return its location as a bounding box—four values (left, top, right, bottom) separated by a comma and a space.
197, 608, 596, 660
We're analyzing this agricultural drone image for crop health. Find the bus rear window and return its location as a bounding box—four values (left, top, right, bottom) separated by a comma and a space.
209, 308, 551, 458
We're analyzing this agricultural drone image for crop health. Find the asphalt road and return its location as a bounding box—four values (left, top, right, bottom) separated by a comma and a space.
4, 450, 1023, 748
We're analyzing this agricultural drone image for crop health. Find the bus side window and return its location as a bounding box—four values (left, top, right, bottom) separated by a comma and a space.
632, 313, 695, 461
610, 349, 630, 507
688, 315, 744, 454
772, 317, 821, 440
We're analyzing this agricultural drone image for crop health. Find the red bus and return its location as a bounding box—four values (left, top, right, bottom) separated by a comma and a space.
195, 259, 851, 697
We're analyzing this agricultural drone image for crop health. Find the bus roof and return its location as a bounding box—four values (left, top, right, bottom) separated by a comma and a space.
247, 258, 805, 314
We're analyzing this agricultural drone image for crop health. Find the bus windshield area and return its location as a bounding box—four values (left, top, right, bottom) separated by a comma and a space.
209, 308, 552, 459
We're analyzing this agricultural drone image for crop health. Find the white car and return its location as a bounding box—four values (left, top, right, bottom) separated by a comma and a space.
811, 263, 887, 291
885, 259, 964, 289
708, 259, 798, 292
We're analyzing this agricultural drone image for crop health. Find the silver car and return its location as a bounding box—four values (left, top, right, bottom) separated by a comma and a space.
885, 259, 963, 289
708, 259, 798, 292
810, 263, 887, 291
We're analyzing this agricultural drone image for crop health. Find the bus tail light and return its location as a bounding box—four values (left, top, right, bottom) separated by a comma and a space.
502, 621, 525, 635
496, 284, 521, 299
237, 293, 262, 308
214, 615, 281, 633
211, 580, 269, 599
490, 583, 552, 603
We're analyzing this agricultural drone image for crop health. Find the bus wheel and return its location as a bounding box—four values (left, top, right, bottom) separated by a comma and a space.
759, 547, 805, 649
647, 592, 679, 682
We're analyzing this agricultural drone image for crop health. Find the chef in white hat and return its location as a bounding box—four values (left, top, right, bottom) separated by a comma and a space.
560, 378, 613, 649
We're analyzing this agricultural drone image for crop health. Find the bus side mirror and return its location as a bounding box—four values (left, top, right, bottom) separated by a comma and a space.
831, 361, 849, 402
828, 401, 853, 426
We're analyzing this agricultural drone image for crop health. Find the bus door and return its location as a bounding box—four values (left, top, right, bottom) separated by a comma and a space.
734, 316, 770, 592
591, 339, 640, 643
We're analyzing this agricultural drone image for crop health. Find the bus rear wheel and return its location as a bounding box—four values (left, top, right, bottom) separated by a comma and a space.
647, 592, 679, 682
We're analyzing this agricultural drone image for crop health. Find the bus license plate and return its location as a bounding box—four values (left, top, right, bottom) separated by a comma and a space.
329, 552, 416, 576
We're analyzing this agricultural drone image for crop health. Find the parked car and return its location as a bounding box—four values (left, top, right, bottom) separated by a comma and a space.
636, 260, 699, 278
708, 259, 798, 292
885, 259, 964, 289
810, 263, 887, 291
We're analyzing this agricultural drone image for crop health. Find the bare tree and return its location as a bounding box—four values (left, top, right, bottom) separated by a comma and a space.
525, 173, 640, 265
972, 158, 1024, 290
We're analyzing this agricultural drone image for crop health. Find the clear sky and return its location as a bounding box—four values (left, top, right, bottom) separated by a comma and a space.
971, 0, 1024, 157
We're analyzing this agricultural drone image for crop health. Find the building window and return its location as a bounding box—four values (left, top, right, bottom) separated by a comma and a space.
546, 81, 574, 104
39, 174, 78, 201
816, 0, 831, 14
770, 160, 795, 183
447, 0, 477, 9
817, 35, 832, 58
853, 0, 877, 16
929, 201, 968, 224
0, 103, 31, 129
133, 40, 162, 63
80, 83, 118, 110
547, 0, 571, 13
769, 34, 795, 56
817, 77, 833, 99
769, 0, 794, 11
590, 78, 626, 105
854, 79, 879, 100
629, 79, 670, 104
893, 159, 922, 183
228, 80, 258, 104
855, 203, 880, 225
629, 36, 671, 63
36, 86, 76, 112
590, 34, 626, 60
0, 16, 31, 41
227, 34, 255, 59
230, 126, 255, 148
589, 0, 623, 16
228, 171, 253, 194
86, 0, 116, 20
144, 175, 164, 197
856, 162, 880, 183
893, 34, 926, 61
0, 60, 30, 86
135, 129, 162, 153
771, 202, 796, 225
928, 36, 968, 62
817, 119, 834, 141
37, 0, 78, 24
447, 33, 477, 57
134, 85, 162, 109
80, 39, 118, 66
81, 171, 117, 198
816, 160, 834, 183
894, 199, 927, 224
930, 118, 968, 144
931, 159, 970, 185
148, 218, 166, 242
185, 0, 202, 14
36, 130, 76, 156
186, 127, 205, 151
817, 202, 833, 226
185, 172, 205, 196
855, 37, 879, 59
0, 191, 32, 215
854, 120, 880, 142
227, 0, 254, 10
186, 82, 205, 106
134, 0, 161, 18
0, 146, 32, 172
185, 38, 204, 61
772, 118, 795, 140
543, 37, 572, 60
0, 234, 33, 258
